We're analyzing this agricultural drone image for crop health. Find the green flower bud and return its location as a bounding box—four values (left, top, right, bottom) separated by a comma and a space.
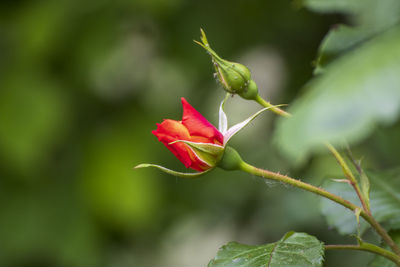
214, 60, 251, 94
195, 29, 255, 95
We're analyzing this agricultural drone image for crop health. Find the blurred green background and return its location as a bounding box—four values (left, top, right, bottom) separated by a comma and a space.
1, 0, 399, 266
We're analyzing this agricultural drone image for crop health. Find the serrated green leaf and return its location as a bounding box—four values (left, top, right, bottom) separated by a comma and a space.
208, 232, 324, 267
320, 169, 400, 235
275, 26, 400, 162
369, 231, 400, 267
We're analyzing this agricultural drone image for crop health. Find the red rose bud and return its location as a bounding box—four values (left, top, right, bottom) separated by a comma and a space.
195, 29, 259, 100
136, 96, 274, 177
152, 98, 224, 171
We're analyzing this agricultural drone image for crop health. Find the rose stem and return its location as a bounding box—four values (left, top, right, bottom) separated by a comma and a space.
253, 95, 400, 256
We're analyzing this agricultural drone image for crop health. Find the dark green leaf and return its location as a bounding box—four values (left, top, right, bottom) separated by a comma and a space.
320, 169, 400, 235
208, 232, 324, 267
275, 26, 400, 162
320, 181, 360, 235
306, 0, 400, 71
303, 0, 400, 26
313, 25, 376, 73
302, 0, 360, 14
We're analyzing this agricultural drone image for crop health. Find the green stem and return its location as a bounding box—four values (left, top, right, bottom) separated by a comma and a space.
238, 160, 400, 256
325, 143, 357, 184
254, 95, 291, 118
325, 143, 371, 215
239, 161, 358, 213
325, 243, 400, 266
367, 216, 400, 256
254, 95, 400, 255
256, 95, 369, 213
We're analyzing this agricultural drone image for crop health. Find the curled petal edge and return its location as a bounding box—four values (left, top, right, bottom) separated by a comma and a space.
134, 163, 212, 178
218, 93, 229, 134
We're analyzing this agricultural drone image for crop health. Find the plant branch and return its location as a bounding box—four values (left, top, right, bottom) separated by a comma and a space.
325, 243, 400, 266
239, 161, 357, 214
325, 143, 357, 183
254, 95, 291, 118
253, 95, 400, 254
238, 160, 400, 256
366, 216, 400, 256
256, 95, 371, 214
345, 145, 363, 175
325, 143, 371, 215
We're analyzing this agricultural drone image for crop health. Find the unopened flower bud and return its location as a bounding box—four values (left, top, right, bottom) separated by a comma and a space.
195, 29, 258, 97
152, 98, 224, 171
214, 60, 251, 94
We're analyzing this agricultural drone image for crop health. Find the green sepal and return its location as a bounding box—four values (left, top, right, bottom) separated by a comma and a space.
199, 28, 210, 46
169, 140, 224, 167
223, 105, 286, 145
215, 62, 250, 94
170, 140, 224, 154
134, 163, 211, 178
354, 207, 362, 238
359, 171, 371, 211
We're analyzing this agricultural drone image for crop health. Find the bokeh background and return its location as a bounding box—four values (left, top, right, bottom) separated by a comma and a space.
1, 0, 399, 266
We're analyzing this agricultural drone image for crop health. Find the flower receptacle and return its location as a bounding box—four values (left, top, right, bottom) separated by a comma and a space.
238, 79, 259, 100
217, 146, 244, 171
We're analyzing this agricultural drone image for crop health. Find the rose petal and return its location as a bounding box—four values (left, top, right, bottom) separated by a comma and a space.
181, 97, 223, 144
218, 96, 228, 135
152, 119, 210, 171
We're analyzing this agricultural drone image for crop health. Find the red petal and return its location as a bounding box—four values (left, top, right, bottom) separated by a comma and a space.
153, 119, 191, 140
152, 119, 210, 171
181, 97, 223, 144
